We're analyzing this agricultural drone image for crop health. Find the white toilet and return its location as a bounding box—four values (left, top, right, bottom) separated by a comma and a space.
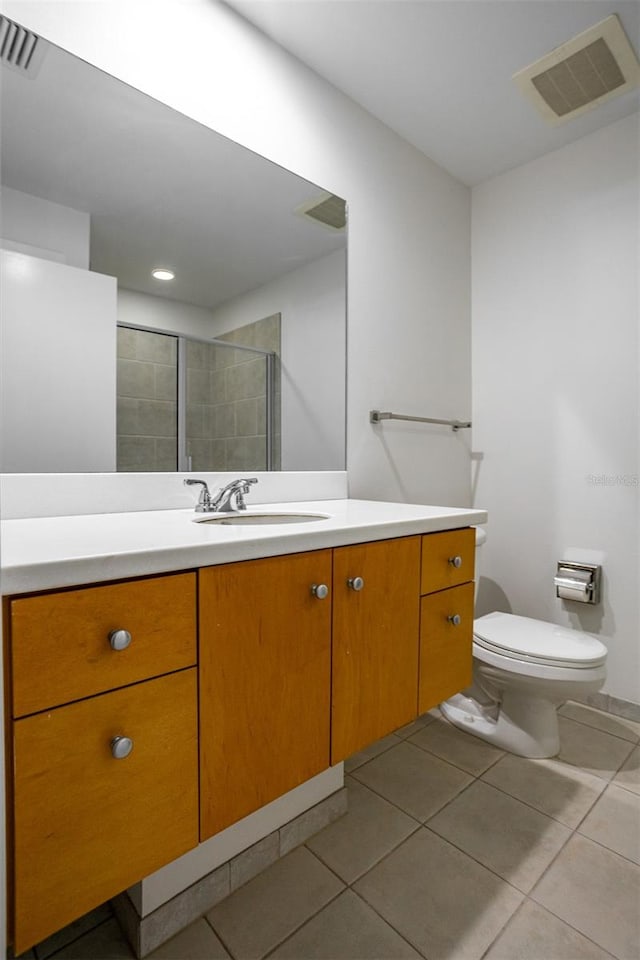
441, 528, 607, 758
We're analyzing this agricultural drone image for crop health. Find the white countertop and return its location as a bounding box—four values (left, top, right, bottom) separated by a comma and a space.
0, 498, 487, 594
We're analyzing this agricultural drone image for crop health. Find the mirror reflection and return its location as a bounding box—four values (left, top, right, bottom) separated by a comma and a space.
0, 30, 347, 473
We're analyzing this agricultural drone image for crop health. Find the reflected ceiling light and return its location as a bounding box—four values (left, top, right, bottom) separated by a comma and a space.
152, 267, 175, 281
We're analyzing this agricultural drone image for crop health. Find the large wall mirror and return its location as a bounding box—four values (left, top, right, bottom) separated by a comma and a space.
0, 22, 347, 473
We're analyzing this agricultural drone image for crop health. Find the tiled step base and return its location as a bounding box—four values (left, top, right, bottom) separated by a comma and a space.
112, 787, 348, 958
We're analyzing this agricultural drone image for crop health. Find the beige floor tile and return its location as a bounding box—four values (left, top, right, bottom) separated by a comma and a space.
532, 833, 640, 959
484, 900, 614, 960
351, 740, 472, 821
393, 713, 437, 739
306, 777, 418, 882
354, 828, 523, 960
578, 784, 640, 865
44, 918, 134, 959
613, 745, 640, 796
482, 752, 606, 828
408, 717, 504, 775
559, 702, 640, 743
34, 904, 113, 959
557, 717, 635, 781
270, 890, 421, 959
344, 732, 401, 772
427, 780, 571, 893
147, 919, 229, 959
206, 846, 344, 959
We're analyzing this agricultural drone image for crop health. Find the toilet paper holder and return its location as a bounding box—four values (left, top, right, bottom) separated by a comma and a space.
554, 561, 601, 605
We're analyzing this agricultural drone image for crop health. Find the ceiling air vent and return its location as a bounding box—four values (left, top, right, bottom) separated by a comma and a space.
0, 16, 46, 76
297, 193, 347, 231
513, 15, 640, 124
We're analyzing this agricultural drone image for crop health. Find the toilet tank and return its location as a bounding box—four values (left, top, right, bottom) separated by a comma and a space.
474, 526, 487, 605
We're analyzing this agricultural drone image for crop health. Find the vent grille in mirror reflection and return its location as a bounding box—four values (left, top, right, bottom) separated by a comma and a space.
297, 193, 347, 231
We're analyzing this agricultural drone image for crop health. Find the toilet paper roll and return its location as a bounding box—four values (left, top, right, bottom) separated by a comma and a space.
554, 567, 593, 603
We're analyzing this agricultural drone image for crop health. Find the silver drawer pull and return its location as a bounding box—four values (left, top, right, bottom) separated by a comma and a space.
448, 614, 462, 626
109, 629, 132, 651
311, 583, 329, 600
347, 576, 364, 592
448, 556, 463, 568
111, 736, 133, 759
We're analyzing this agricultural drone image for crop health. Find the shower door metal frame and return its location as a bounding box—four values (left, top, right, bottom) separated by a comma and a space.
117, 322, 276, 472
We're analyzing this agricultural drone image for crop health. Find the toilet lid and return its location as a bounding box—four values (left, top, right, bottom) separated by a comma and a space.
473, 612, 607, 667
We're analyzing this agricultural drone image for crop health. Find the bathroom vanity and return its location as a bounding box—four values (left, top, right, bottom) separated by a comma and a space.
1, 497, 486, 953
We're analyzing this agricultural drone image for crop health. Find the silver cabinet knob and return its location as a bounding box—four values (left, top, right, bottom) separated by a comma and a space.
347, 576, 364, 592
109, 629, 132, 651
448, 614, 462, 626
111, 736, 133, 759
311, 583, 329, 600
448, 556, 463, 568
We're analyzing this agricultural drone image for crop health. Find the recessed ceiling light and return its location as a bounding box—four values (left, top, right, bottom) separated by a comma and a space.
152, 267, 175, 281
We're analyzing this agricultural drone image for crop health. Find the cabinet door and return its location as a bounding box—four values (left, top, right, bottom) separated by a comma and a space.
199, 551, 332, 839
419, 582, 474, 713
12, 669, 198, 954
331, 537, 421, 764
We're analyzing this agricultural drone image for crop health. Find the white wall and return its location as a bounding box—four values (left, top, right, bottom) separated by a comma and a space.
0, 186, 90, 268
118, 287, 216, 339
0, 251, 117, 472
4, 0, 472, 508
209, 250, 346, 471
472, 114, 639, 705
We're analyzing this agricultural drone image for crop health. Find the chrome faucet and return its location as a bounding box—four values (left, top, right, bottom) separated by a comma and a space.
184, 477, 258, 513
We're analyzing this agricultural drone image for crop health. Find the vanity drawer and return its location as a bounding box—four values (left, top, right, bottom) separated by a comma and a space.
418, 582, 474, 713
9, 572, 196, 717
421, 528, 475, 595
11, 667, 199, 953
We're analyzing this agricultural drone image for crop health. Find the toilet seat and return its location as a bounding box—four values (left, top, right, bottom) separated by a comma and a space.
473, 612, 607, 669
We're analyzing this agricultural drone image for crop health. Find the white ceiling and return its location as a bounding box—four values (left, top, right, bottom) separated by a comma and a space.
225, 0, 640, 185
1, 41, 345, 311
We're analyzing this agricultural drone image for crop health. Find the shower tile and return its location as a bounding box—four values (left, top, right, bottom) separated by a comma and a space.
117, 398, 140, 437
134, 329, 176, 364
187, 368, 210, 405
117, 358, 155, 399
138, 400, 177, 438
236, 398, 258, 437
155, 364, 177, 402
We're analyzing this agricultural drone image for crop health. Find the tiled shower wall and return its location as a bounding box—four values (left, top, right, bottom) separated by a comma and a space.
116, 316, 280, 473
186, 314, 281, 472
116, 328, 177, 472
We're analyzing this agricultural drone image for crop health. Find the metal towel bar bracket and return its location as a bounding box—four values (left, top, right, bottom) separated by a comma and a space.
369, 410, 472, 432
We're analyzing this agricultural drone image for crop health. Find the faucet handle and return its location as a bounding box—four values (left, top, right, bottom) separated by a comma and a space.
184, 478, 212, 511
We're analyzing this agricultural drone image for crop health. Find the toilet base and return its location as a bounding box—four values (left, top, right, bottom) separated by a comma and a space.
441, 689, 561, 758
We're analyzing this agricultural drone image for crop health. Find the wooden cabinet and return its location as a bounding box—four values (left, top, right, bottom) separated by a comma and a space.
419, 529, 475, 713
199, 551, 332, 839
5, 573, 199, 955
4, 526, 476, 954
331, 537, 421, 763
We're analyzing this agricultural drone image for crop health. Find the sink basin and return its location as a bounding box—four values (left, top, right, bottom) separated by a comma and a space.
194, 512, 330, 525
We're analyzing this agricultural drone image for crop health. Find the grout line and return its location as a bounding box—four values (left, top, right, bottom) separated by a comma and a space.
260, 887, 346, 960
348, 887, 431, 959
558, 708, 640, 745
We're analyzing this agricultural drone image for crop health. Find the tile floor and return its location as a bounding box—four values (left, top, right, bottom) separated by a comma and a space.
20, 702, 640, 960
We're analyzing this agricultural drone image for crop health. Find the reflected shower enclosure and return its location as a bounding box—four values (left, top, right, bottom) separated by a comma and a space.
116, 320, 280, 472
